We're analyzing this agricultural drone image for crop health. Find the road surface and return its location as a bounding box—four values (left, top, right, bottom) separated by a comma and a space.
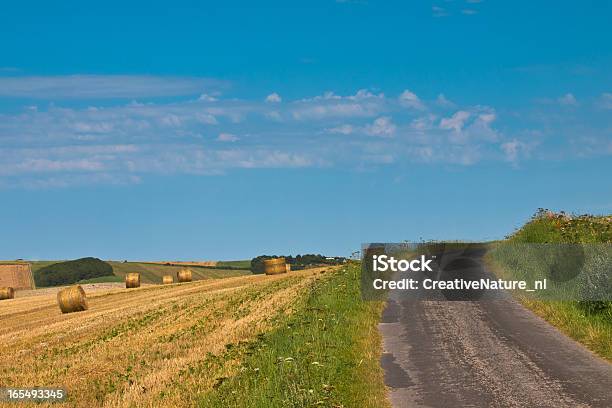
378, 246, 612, 408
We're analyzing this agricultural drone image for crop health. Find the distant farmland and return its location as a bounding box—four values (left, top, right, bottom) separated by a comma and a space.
28, 260, 252, 285
108, 261, 251, 284
0, 264, 387, 407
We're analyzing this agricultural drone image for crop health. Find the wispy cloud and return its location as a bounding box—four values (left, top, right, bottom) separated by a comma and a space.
326, 124, 354, 135
398, 89, 425, 110
440, 111, 471, 133
598, 93, 612, 109
0, 83, 609, 189
558, 93, 578, 106
501, 139, 533, 164
217, 132, 239, 142
364, 117, 396, 137
0, 75, 225, 99
432, 6, 449, 17
435, 93, 455, 108
265, 93, 282, 103
291, 89, 384, 120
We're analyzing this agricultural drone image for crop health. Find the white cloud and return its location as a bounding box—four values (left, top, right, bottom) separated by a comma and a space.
72, 122, 114, 133
326, 124, 354, 135
478, 112, 496, 124
365, 117, 396, 137
160, 114, 183, 127
2, 83, 607, 188
0, 75, 224, 99
300, 89, 383, 102
265, 111, 282, 121
558, 93, 578, 106
398, 89, 425, 109
216, 150, 316, 168
290, 90, 385, 120
437, 109, 498, 144
348, 89, 384, 100
599, 93, 612, 109
411, 114, 437, 131
432, 6, 448, 17
461, 111, 498, 142
302, 91, 341, 101
198, 93, 218, 102
501, 139, 530, 163
435, 94, 454, 108
439, 111, 471, 132
265, 93, 282, 103
292, 102, 378, 120
217, 133, 239, 142
0, 144, 138, 176
461, 9, 478, 15
195, 113, 218, 125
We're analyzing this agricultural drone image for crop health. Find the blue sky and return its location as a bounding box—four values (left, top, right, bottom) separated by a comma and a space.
1, 0, 611, 260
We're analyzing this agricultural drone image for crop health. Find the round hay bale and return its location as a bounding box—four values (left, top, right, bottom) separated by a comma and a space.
263, 257, 287, 275
125, 273, 141, 288
162, 275, 174, 284
285, 263, 291, 273
57, 285, 88, 313
177, 268, 192, 283
0, 287, 15, 300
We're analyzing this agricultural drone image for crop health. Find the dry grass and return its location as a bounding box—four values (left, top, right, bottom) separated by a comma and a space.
0, 267, 331, 407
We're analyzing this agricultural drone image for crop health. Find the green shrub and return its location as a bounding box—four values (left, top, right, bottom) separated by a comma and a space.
35, 257, 114, 287
578, 300, 612, 315
508, 208, 612, 244
502, 209, 611, 316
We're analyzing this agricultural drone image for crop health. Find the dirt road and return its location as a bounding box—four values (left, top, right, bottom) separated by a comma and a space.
379, 248, 612, 408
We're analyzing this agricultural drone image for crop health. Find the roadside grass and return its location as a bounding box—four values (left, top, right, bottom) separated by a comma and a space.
485, 254, 611, 361
487, 209, 611, 361
198, 262, 389, 408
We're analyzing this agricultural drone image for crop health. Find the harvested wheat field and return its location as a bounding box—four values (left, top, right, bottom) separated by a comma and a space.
0, 267, 334, 408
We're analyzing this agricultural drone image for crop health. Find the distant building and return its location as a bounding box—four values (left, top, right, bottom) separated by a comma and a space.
0, 262, 35, 290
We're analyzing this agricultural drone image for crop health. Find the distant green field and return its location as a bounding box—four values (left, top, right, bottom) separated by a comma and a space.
30, 261, 64, 274
216, 259, 252, 269
78, 275, 124, 284
28, 260, 252, 286
108, 261, 251, 284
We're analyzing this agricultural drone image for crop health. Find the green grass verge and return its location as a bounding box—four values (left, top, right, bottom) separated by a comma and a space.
485, 253, 611, 361
198, 262, 389, 408
485, 209, 611, 361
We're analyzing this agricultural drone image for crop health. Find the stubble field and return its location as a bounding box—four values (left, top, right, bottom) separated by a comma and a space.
0, 268, 330, 407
